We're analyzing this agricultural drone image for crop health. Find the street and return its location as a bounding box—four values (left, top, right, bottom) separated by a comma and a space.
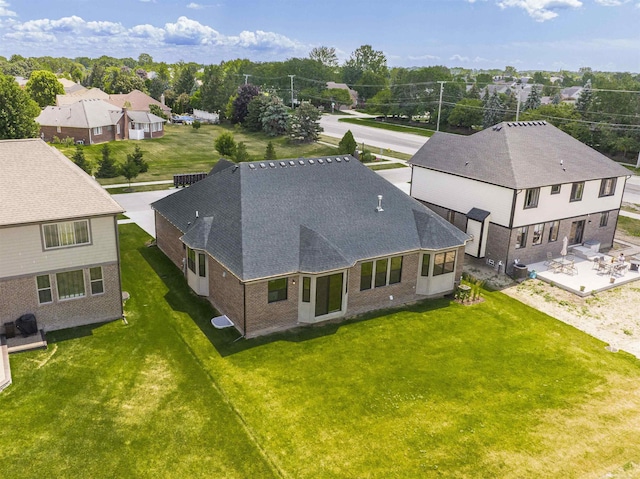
319, 114, 427, 155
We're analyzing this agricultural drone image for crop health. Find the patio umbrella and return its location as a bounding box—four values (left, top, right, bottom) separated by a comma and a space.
561, 236, 569, 257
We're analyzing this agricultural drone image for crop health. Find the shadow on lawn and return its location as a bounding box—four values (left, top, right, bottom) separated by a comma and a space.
138, 242, 451, 357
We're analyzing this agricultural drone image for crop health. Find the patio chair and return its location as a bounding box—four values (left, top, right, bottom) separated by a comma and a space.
544, 252, 553, 266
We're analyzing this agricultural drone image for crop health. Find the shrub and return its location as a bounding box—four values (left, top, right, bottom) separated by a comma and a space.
234, 142, 250, 162
214, 132, 237, 158
192, 120, 201, 130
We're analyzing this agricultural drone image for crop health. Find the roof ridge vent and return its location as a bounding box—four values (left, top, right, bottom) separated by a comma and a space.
269, 162, 276, 168
317, 158, 324, 164
279, 161, 286, 167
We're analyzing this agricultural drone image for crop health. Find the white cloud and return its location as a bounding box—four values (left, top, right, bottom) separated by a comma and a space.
187, 2, 204, 9
497, 0, 582, 21
450, 54, 470, 62
164, 16, 219, 45
0, 1, 16, 17
408, 54, 441, 61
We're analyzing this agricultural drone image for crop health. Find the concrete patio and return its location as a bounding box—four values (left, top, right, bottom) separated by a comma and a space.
529, 254, 640, 296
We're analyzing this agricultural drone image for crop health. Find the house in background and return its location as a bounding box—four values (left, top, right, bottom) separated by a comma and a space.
57, 88, 110, 106
36, 99, 125, 145
107, 89, 172, 117
326, 82, 358, 109
410, 121, 630, 275
124, 110, 166, 140
0, 139, 124, 334
152, 156, 469, 338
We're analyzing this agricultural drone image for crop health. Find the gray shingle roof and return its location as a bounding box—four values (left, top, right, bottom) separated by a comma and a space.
152, 156, 468, 281
127, 111, 166, 124
410, 122, 630, 190
37, 99, 123, 129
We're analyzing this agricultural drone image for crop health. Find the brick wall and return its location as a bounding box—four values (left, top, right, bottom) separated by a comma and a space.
207, 256, 245, 333
0, 263, 122, 333
39, 126, 119, 145
155, 212, 185, 271
347, 253, 422, 317
244, 276, 299, 338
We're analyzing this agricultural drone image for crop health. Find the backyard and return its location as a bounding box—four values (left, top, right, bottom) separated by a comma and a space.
53, 124, 338, 185
2, 225, 640, 478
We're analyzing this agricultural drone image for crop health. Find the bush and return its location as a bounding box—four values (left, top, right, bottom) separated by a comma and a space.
192, 120, 201, 130
234, 142, 250, 162
338, 130, 357, 155
214, 132, 237, 158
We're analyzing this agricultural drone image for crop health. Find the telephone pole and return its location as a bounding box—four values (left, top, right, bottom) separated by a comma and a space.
243, 74, 251, 85
288, 75, 295, 109
436, 81, 446, 132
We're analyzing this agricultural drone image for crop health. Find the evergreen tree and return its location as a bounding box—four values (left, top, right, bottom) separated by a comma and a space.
338, 130, 357, 155
234, 142, 250, 162
523, 85, 541, 111
261, 97, 289, 136
244, 95, 269, 132
287, 103, 323, 143
575, 79, 593, 115
551, 93, 562, 105
71, 146, 91, 174
129, 145, 148, 173
264, 141, 276, 161
96, 144, 119, 178
483, 91, 504, 128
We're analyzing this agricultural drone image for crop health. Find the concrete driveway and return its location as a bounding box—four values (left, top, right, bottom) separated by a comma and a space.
112, 189, 176, 238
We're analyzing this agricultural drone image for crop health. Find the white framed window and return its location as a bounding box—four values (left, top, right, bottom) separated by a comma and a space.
550, 184, 561, 195
93, 126, 103, 135
116, 123, 121, 135
433, 251, 456, 276
570, 182, 584, 202
524, 188, 540, 209
56, 125, 61, 133
90, 267, 104, 295
56, 270, 86, 300
42, 220, 90, 249
143, 123, 150, 132
599, 178, 617, 197
36, 275, 53, 304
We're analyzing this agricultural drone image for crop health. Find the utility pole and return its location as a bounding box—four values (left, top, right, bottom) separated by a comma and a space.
243, 74, 251, 85
288, 75, 295, 109
436, 81, 446, 132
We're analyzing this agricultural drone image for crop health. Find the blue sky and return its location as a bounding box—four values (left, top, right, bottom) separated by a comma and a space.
0, 0, 639, 72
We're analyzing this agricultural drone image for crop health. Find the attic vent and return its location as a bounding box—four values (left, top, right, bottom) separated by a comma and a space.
288, 160, 295, 166
259, 162, 266, 169
308, 159, 315, 165
344, 156, 350, 162
542, 120, 547, 125
249, 164, 256, 170
298, 160, 305, 165
376, 195, 384, 212
326, 158, 332, 163
335, 157, 342, 163
317, 159, 324, 164
495, 126, 502, 131
279, 161, 286, 167
269, 162, 276, 168
507, 122, 512, 127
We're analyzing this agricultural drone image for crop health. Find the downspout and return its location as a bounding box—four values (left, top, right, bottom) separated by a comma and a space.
243, 282, 247, 337
113, 215, 125, 321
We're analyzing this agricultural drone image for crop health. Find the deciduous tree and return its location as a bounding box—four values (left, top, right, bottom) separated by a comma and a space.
231, 84, 260, 124
0, 73, 40, 139
25, 70, 64, 108
214, 132, 237, 157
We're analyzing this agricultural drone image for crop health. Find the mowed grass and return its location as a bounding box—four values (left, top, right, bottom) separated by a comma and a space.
3, 225, 640, 478
618, 215, 640, 237
54, 124, 338, 185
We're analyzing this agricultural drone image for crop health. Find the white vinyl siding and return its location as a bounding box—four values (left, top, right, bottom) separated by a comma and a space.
0, 217, 118, 278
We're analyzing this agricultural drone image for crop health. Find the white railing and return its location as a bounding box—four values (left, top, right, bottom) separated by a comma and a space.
129, 129, 144, 140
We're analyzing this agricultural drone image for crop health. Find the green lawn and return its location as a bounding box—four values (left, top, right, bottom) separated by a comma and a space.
618, 215, 640, 237
368, 162, 409, 171
2, 225, 640, 478
338, 117, 435, 137
54, 124, 338, 185
318, 134, 413, 161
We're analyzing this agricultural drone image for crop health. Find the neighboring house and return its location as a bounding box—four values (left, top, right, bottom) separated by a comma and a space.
409, 121, 630, 275
36, 99, 125, 145
126, 110, 166, 140
107, 89, 172, 117
57, 78, 86, 95
57, 88, 110, 106
326, 81, 358, 108
0, 139, 124, 333
152, 156, 469, 338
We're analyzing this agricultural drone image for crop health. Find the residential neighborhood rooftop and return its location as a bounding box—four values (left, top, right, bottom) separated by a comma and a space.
0, 139, 123, 226
37, 99, 123, 129
410, 121, 630, 190
152, 155, 469, 281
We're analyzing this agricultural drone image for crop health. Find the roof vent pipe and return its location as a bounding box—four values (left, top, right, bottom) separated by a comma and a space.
376, 195, 384, 212
196, 210, 199, 218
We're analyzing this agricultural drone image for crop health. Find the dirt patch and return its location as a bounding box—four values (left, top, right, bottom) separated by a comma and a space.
503, 279, 640, 358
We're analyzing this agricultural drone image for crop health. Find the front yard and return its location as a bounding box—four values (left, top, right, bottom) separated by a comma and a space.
2, 224, 640, 478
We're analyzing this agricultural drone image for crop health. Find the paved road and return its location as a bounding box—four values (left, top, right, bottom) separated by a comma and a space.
112, 189, 175, 238
320, 114, 427, 155
624, 175, 640, 204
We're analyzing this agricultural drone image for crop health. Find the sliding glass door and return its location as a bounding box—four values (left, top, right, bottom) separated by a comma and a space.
315, 272, 343, 317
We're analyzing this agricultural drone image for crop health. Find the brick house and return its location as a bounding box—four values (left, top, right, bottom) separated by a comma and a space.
152, 156, 469, 338
409, 121, 630, 275
37, 99, 126, 145
0, 139, 124, 333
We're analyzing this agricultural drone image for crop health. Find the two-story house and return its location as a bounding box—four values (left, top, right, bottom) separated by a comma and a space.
409, 121, 630, 275
152, 156, 469, 338
0, 139, 124, 333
